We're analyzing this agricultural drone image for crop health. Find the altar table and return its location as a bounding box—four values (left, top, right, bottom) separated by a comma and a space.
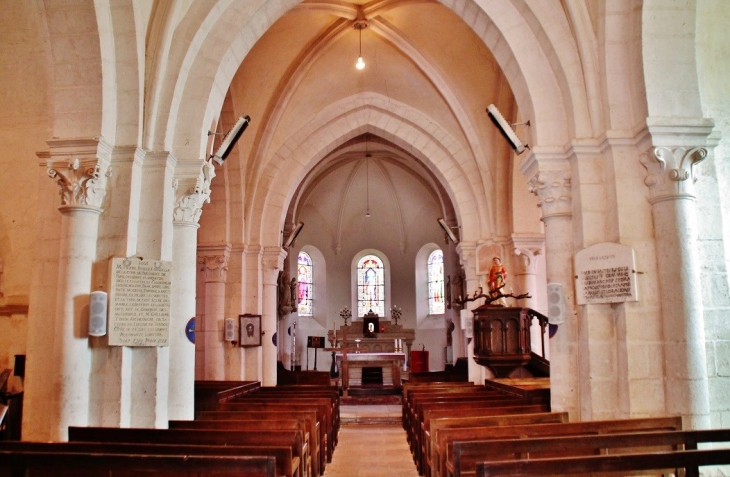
335, 352, 406, 396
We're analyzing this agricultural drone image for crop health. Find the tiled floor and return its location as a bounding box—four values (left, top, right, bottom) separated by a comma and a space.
326, 405, 418, 476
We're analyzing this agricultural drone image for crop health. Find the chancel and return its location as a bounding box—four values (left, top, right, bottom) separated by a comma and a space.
1, 1, 730, 475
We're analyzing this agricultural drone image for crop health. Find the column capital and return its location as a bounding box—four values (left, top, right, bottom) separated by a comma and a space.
640, 146, 707, 203
261, 247, 287, 285
173, 159, 216, 226
456, 242, 476, 270
197, 244, 231, 283
527, 170, 572, 219
39, 138, 111, 213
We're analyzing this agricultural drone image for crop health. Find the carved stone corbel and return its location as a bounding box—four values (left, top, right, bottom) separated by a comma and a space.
173, 160, 216, 226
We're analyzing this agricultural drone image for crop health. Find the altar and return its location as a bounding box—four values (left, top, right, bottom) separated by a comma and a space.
327, 321, 415, 354
327, 314, 415, 394
335, 352, 406, 395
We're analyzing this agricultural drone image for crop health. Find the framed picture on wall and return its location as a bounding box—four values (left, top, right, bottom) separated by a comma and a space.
239, 314, 262, 347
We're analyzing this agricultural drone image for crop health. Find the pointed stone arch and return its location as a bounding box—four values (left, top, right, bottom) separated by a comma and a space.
248, 93, 487, 249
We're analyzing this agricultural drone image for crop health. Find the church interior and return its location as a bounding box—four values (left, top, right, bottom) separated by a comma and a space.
2, 0, 730, 474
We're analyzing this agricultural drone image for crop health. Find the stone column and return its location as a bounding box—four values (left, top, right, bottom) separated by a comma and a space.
261, 247, 286, 386
526, 163, 580, 420
46, 153, 109, 440
456, 243, 481, 383
198, 245, 230, 380
640, 143, 710, 428
243, 246, 264, 381
513, 242, 544, 357
168, 160, 216, 421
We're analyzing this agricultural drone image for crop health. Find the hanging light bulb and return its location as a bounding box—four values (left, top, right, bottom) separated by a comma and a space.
354, 10, 368, 71
356, 27, 365, 70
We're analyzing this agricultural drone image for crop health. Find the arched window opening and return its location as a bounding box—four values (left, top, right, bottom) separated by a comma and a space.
297, 251, 313, 316
357, 254, 384, 317
428, 249, 445, 315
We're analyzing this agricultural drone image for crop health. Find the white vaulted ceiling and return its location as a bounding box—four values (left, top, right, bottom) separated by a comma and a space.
204, 0, 526, 249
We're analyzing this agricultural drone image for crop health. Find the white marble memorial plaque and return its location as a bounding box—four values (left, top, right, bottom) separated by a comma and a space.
109, 257, 172, 346
575, 243, 638, 305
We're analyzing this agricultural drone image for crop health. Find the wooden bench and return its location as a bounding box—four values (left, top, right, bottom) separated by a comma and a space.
245, 388, 340, 444
416, 403, 549, 475
168, 419, 308, 477
0, 448, 276, 477
194, 380, 261, 412
476, 448, 730, 477
438, 416, 682, 477
427, 412, 569, 477
198, 409, 322, 476
407, 390, 508, 438
456, 428, 730, 477
411, 399, 550, 471
406, 391, 516, 447
403, 384, 481, 428
221, 398, 332, 469
68, 427, 304, 477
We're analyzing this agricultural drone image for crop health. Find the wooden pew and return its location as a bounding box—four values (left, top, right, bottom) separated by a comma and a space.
402, 383, 480, 428
455, 428, 730, 477
416, 403, 549, 475
221, 398, 332, 469
411, 394, 540, 449
0, 448, 276, 477
428, 412, 569, 477
438, 416, 682, 477
194, 380, 260, 412
198, 409, 322, 476
68, 427, 304, 477
405, 391, 511, 447
406, 390, 506, 438
169, 419, 308, 477
476, 448, 730, 477
246, 387, 340, 443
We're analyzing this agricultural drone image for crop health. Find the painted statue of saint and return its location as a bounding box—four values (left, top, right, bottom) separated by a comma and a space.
488, 257, 507, 296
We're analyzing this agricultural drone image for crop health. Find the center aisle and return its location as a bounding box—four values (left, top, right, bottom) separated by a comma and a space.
324, 423, 419, 476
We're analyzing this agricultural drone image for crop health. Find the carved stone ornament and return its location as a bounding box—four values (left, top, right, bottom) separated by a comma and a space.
514, 247, 541, 274
640, 146, 707, 203
527, 171, 572, 219
198, 254, 229, 283
47, 158, 108, 210
173, 160, 216, 225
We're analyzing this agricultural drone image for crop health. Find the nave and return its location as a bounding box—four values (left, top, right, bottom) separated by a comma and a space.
325, 410, 418, 477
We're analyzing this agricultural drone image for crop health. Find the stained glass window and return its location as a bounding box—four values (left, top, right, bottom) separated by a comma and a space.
357, 254, 384, 316
428, 249, 445, 315
297, 252, 313, 316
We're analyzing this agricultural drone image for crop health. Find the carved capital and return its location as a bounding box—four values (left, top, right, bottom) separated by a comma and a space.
514, 247, 541, 274
262, 247, 287, 285
173, 160, 216, 225
198, 253, 229, 283
640, 146, 707, 203
527, 170, 572, 219
46, 158, 108, 211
